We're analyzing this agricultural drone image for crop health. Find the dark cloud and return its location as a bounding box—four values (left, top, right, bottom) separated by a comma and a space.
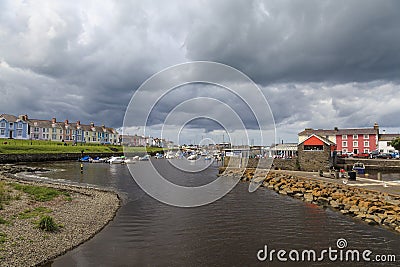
1, 0, 400, 144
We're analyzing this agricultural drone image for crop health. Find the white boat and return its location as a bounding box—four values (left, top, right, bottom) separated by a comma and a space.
187, 154, 197, 160
124, 157, 136, 164
89, 157, 107, 163
107, 156, 125, 164
139, 155, 150, 161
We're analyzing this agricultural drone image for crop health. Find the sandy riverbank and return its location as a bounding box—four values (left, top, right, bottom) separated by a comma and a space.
220, 167, 400, 234
0, 170, 120, 266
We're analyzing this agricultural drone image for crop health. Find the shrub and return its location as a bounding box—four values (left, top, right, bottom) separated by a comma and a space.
0, 232, 6, 243
38, 216, 58, 232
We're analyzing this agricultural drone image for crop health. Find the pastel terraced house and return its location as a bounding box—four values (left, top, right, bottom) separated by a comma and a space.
1, 113, 118, 144
0, 114, 29, 139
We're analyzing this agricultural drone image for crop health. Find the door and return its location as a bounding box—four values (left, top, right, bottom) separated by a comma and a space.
353, 149, 358, 154
9, 130, 13, 139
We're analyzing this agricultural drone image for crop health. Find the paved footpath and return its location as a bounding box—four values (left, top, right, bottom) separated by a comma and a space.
272, 170, 400, 196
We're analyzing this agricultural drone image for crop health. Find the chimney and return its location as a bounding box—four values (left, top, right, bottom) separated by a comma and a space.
52, 118, 56, 123
90, 122, 94, 127
76, 120, 80, 126
65, 119, 69, 125
334, 127, 338, 131
373, 122, 379, 133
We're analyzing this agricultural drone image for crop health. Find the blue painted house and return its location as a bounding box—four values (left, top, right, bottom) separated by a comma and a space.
0, 114, 29, 139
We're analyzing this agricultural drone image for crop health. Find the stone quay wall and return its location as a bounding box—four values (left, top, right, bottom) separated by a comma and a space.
223, 157, 299, 171
0, 152, 123, 164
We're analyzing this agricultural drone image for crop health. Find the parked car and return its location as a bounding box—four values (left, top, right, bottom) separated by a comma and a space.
390, 152, 400, 159
376, 153, 393, 159
369, 150, 379, 158
353, 153, 370, 159
338, 153, 348, 158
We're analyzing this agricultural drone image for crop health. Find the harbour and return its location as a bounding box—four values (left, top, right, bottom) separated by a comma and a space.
15, 160, 399, 266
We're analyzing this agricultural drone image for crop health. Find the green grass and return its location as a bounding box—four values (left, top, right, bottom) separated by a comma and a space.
0, 138, 165, 154
11, 183, 70, 202
19, 207, 52, 219
0, 217, 8, 225
0, 138, 124, 154
0, 181, 12, 209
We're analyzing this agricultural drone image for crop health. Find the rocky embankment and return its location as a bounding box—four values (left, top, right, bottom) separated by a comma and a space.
220, 167, 400, 233
0, 165, 120, 266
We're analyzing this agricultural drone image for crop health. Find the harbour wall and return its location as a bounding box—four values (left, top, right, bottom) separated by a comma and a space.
336, 158, 400, 172
224, 157, 400, 172
0, 152, 124, 164
223, 157, 299, 171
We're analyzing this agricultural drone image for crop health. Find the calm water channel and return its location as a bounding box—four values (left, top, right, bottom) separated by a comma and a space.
23, 160, 399, 266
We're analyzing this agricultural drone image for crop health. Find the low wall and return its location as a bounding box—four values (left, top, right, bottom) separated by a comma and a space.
223, 157, 299, 171
336, 158, 400, 172
0, 152, 123, 164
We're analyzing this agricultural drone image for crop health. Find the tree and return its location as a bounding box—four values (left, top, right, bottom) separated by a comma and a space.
390, 138, 400, 151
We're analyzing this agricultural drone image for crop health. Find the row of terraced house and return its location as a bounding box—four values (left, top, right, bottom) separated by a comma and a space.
0, 113, 118, 144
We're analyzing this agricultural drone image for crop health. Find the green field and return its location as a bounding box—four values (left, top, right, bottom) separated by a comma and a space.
0, 139, 164, 154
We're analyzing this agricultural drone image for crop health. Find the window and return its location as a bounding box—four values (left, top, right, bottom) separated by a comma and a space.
66, 129, 70, 135
364, 149, 370, 153
387, 142, 392, 146
0, 129, 4, 135
60, 129, 63, 134
342, 135, 347, 140
17, 123, 23, 129
17, 130, 22, 136
42, 134, 46, 139
33, 134, 39, 139
42, 128, 46, 132
363, 134, 369, 139
304, 145, 323, 151
364, 141, 369, 147
9, 123, 13, 127
353, 141, 358, 147
353, 134, 358, 139
342, 141, 347, 147
93, 137, 97, 142
34, 127, 39, 132
77, 136, 81, 141
342, 148, 348, 153
0, 122, 5, 128
52, 134, 57, 139
72, 130, 76, 135
66, 136, 70, 141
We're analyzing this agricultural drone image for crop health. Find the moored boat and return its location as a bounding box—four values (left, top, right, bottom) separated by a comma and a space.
352, 162, 365, 174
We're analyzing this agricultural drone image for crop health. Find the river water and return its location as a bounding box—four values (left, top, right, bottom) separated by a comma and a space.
23, 160, 399, 266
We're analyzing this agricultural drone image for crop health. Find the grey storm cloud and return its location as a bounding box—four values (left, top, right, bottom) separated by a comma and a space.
1, 0, 400, 143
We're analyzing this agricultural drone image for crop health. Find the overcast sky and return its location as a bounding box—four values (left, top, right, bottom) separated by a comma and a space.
1, 0, 400, 145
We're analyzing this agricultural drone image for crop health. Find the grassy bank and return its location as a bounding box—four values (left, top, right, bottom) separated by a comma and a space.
0, 138, 164, 154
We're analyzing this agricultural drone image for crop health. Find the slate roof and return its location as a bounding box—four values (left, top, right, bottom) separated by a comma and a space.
298, 128, 378, 136
0, 114, 18, 122
379, 134, 400, 141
